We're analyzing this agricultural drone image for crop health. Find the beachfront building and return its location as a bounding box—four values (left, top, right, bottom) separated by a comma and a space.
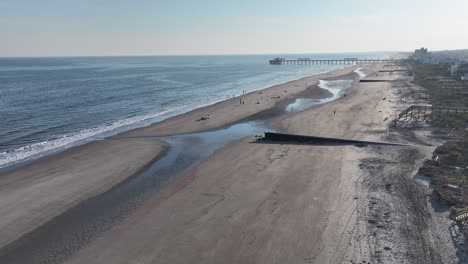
451, 64, 460, 76
461, 64, 468, 81
438, 58, 458, 66
413, 47, 432, 64
452, 63, 468, 81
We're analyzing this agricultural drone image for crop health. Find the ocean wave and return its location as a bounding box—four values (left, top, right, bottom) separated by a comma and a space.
216, 66, 345, 98
0, 61, 368, 169
0, 105, 188, 168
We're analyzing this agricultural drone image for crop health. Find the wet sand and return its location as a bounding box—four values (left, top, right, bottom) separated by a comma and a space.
0, 66, 358, 258
0, 139, 168, 251
67, 65, 456, 264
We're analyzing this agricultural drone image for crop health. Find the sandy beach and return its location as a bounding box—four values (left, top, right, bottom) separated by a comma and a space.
0, 63, 457, 264
0, 66, 357, 255
62, 65, 453, 264
114, 67, 359, 138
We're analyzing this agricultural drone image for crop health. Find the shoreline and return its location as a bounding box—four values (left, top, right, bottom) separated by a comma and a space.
0, 65, 351, 171
112, 66, 360, 138
0, 65, 360, 254
64, 62, 455, 264
63, 62, 427, 264
0, 66, 358, 172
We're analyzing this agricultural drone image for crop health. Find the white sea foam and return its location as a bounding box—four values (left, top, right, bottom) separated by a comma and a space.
0, 61, 366, 169
319, 79, 354, 97
354, 68, 368, 78
0, 105, 188, 168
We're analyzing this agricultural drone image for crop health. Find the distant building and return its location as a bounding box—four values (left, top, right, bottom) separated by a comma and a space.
438, 58, 457, 66
459, 63, 468, 81
450, 63, 468, 81
413, 47, 432, 63
451, 64, 460, 76
414, 47, 428, 58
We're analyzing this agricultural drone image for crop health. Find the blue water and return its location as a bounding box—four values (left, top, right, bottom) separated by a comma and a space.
0, 53, 386, 167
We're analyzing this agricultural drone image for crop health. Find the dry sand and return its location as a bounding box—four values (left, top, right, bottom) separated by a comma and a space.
69, 140, 361, 264
0, 139, 168, 250
66, 66, 456, 264
274, 74, 395, 141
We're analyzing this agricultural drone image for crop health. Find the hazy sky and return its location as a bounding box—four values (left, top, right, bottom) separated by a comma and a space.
1, 0, 467, 57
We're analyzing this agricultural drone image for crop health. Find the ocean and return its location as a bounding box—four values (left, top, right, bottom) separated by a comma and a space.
0, 53, 387, 168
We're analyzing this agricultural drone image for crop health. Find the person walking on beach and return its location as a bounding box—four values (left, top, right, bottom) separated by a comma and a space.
333, 110, 336, 115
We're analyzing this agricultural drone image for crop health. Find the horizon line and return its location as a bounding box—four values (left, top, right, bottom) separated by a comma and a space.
0, 50, 412, 59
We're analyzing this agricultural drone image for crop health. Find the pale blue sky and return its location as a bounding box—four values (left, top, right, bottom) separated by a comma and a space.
1, 0, 467, 57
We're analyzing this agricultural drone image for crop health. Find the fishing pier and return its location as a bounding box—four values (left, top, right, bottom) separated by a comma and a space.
269, 57, 395, 65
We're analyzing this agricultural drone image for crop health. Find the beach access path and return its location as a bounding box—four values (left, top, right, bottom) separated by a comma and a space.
66, 66, 446, 264
0, 66, 358, 254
